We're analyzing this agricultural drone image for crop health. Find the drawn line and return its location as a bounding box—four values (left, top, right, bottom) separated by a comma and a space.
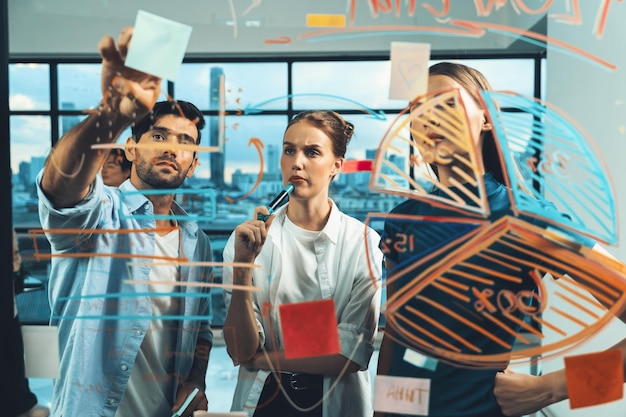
404, 305, 480, 353
549, 306, 589, 328
91, 143, 220, 152
554, 291, 601, 320
532, 315, 567, 336
481, 312, 531, 344
435, 276, 469, 291
124, 280, 260, 291
57, 292, 212, 302
552, 278, 605, 310
431, 281, 471, 303
416, 295, 512, 350
443, 270, 494, 286
476, 252, 522, 272
457, 261, 523, 284
503, 312, 543, 339
52, 314, 210, 321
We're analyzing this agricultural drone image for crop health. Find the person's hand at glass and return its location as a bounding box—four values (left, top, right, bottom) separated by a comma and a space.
97, 26, 162, 121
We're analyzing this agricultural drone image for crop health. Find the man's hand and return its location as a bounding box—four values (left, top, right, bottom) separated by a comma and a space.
494, 368, 564, 416
97, 27, 162, 121
172, 384, 208, 417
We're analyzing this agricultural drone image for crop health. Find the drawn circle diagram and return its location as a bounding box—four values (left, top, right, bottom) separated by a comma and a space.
366, 89, 626, 368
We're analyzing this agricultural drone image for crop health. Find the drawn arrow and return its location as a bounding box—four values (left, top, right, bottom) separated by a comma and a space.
225, 137, 265, 203
242, 93, 387, 120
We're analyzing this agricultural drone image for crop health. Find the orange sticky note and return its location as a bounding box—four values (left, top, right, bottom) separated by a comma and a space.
564, 349, 624, 409
279, 299, 340, 359
342, 160, 373, 173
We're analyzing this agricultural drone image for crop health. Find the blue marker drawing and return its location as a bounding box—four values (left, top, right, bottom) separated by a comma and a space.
243, 93, 387, 120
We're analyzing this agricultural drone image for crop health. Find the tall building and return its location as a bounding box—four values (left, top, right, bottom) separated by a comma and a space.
60, 102, 81, 136
209, 67, 225, 187
267, 144, 278, 174
264, 144, 281, 181
18, 160, 30, 186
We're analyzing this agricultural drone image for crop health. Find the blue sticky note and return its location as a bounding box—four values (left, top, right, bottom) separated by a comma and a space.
125, 10, 192, 81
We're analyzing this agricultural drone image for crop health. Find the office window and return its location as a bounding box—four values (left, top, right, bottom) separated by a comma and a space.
433, 58, 537, 97
9, 63, 50, 111
58, 64, 102, 111
11, 115, 51, 227
175, 62, 288, 111
293, 60, 407, 110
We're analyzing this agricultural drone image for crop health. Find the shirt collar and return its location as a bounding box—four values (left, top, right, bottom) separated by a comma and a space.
117, 179, 197, 236
273, 199, 340, 244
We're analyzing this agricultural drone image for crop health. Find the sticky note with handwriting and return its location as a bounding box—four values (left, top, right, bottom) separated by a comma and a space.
125, 10, 192, 81
565, 349, 624, 409
374, 375, 430, 416
279, 299, 340, 359
389, 42, 430, 101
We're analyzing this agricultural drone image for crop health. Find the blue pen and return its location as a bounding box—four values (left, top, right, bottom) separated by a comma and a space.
257, 183, 294, 221
171, 387, 200, 417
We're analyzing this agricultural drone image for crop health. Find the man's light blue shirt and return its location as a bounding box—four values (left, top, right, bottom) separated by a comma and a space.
37, 173, 213, 417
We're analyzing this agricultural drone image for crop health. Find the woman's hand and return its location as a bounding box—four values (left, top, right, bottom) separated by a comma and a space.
233, 207, 275, 262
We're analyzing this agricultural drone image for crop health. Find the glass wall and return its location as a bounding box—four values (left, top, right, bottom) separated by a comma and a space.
9, 54, 543, 412
9, 56, 543, 326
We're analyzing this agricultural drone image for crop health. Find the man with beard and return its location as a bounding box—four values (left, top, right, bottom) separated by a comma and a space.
36, 27, 213, 417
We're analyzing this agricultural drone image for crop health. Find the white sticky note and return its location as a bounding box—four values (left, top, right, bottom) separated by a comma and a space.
22, 325, 60, 378
374, 375, 430, 416
389, 42, 431, 101
404, 348, 439, 371
125, 10, 192, 81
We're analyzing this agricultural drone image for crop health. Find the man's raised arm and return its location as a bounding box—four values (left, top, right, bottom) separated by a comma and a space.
40, 27, 161, 208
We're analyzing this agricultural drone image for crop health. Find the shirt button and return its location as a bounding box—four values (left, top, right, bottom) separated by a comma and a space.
120, 364, 128, 371
108, 399, 115, 405
134, 330, 142, 336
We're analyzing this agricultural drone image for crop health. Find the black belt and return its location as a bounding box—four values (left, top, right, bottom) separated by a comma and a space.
276, 372, 323, 391
254, 372, 323, 417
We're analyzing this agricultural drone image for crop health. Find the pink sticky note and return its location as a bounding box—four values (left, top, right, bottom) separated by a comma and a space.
342, 160, 373, 173
279, 299, 340, 359
565, 349, 624, 409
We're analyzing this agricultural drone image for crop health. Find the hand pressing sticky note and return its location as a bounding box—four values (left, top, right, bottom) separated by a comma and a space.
279, 299, 340, 359
125, 10, 192, 81
564, 349, 624, 409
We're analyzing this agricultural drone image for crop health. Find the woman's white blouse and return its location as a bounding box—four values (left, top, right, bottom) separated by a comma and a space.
223, 201, 383, 417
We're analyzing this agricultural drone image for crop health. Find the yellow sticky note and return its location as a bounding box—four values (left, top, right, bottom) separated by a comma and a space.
306, 14, 346, 28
